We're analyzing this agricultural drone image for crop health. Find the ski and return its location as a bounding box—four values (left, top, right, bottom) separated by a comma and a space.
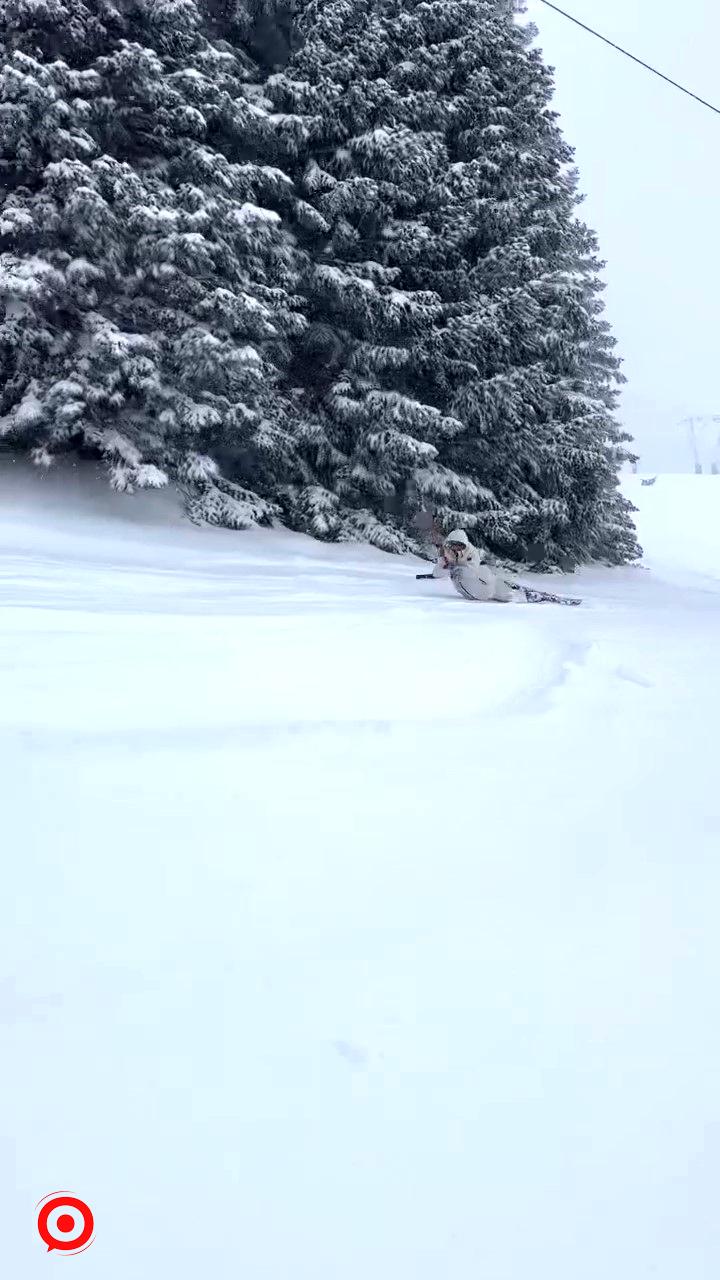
514, 585, 582, 606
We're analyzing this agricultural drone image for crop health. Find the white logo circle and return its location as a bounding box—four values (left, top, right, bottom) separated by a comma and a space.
46, 1204, 85, 1244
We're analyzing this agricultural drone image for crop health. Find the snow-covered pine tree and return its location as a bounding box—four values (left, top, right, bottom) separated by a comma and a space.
258, 0, 486, 551
262, 0, 639, 562
434, 1, 639, 565
0, 0, 308, 525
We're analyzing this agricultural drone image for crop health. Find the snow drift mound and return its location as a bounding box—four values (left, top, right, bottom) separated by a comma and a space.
4, 461, 720, 588
0, 458, 573, 729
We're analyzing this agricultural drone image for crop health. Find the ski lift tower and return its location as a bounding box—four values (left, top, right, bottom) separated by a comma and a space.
681, 416, 720, 474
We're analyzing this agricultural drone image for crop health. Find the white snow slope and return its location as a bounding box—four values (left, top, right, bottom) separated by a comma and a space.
3, 462, 720, 1279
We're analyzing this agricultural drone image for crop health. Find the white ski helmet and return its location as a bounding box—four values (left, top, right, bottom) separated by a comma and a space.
445, 529, 470, 547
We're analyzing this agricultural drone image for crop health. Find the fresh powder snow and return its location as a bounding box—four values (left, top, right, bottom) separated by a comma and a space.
2, 462, 719, 1278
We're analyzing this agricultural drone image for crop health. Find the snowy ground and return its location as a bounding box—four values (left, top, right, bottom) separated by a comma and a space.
2, 461, 720, 1278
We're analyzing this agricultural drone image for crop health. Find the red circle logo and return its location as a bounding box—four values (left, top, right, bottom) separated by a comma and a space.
36, 1193, 95, 1254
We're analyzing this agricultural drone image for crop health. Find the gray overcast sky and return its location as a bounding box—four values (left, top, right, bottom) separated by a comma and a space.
522, 0, 720, 470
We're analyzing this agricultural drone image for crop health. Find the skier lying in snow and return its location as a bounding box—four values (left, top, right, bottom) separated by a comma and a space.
419, 529, 581, 606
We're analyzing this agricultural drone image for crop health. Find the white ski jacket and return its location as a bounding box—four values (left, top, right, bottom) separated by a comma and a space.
441, 529, 520, 603
451, 560, 519, 603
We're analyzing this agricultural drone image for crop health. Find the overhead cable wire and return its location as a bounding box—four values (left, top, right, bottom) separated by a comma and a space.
538, 0, 720, 118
